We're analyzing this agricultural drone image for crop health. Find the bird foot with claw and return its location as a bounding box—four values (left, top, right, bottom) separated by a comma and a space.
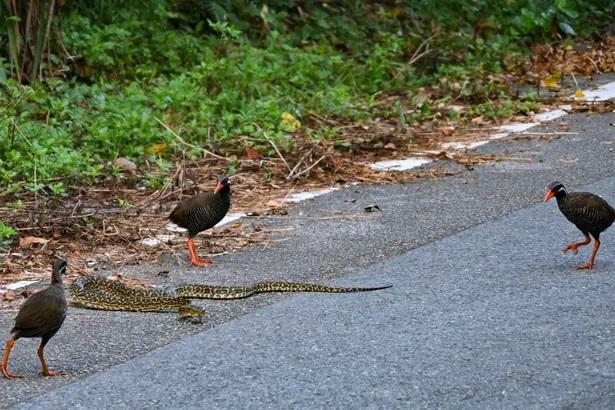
1, 368, 24, 380
576, 263, 594, 270
42, 369, 65, 377
562, 244, 580, 255
190, 258, 214, 267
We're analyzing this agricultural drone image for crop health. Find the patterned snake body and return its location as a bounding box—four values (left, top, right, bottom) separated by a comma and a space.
176, 282, 392, 299
70, 276, 391, 321
70, 277, 204, 320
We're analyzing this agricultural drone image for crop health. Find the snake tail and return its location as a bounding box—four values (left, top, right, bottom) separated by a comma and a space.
175, 282, 392, 299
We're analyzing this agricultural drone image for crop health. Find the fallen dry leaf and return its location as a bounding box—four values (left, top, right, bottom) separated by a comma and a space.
145, 143, 169, 156
541, 71, 562, 89
244, 147, 261, 160
113, 157, 138, 174
19, 236, 49, 249
439, 126, 455, 136
2, 290, 16, 301
265, 200, 286, 208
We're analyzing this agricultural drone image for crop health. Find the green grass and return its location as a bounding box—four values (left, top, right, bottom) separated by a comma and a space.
0, 0, 613, 197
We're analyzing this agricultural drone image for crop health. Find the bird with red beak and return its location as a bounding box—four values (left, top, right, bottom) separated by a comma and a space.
544, 181, 615, 270
169, 176, 231, 267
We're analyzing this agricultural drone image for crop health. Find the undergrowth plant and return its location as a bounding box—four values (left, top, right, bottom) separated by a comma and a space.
0, 221, 16, 250
0, 0, 613, 195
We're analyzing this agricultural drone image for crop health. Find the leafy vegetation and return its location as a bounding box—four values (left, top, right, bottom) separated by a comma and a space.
0, 221, 16, 252
0, 0, 613, 199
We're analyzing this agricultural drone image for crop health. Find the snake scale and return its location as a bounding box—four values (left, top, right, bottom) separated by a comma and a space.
69, 276, 391, 322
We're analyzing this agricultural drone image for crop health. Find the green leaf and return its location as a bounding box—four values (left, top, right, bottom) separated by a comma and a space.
555, 0, 580, 18
31, 3, 51, 81
333, 140, 352, 148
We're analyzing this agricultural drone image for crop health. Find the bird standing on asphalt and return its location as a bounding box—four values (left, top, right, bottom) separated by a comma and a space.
544, 181, 615, 270
1, 258, 68, 379
169, 175, 231, 267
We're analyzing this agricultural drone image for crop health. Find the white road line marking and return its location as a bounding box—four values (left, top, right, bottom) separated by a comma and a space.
578, 81, 615, 101
0, 280, 38, 293
370, 158, 432, 171
283, 188, 339, 203
369, 80, 615, 171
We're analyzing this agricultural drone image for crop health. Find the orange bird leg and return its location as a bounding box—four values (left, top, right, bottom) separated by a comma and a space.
37, 344, 64, 377
562, 233, 591, 255
577, 239, 600, 270
1, 337, 23, 380
187, 238, 213, 267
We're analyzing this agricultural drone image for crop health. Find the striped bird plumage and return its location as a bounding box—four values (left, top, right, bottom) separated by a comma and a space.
169, 176, 231, 267
545, 181, 615, 270
556, 191, 615, 239
170, 191, 231, 237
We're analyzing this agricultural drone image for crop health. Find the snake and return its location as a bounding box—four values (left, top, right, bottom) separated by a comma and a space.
69, 276, 391, 322
69, 277, 205, 321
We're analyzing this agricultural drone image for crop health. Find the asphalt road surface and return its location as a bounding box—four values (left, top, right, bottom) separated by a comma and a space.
2, 106, 615, 408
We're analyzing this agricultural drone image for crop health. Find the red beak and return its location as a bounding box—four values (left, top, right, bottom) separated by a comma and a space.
214, 182, 224, 193
543, 190, 555, 202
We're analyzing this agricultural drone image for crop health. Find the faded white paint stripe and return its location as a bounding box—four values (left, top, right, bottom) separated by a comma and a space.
370, 157, 432, 171
534, 109, 568, 122
216, 213, 245, 227
577, 81, 615, 101
0, 280, 37, 293
438, 81, 615, 153
498, 122, 539, 133
284, 188, 339, 203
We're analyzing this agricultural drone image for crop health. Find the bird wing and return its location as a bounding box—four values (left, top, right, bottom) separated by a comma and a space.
185, 192, 216, 209
169, 192, 216, 227
13, 290, 66, 336
565, 192, 615, 232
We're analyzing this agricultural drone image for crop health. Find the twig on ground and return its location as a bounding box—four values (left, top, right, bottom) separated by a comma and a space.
287, 153, 307, 180
408, 34, 437, 66
288, 155, 327, 180
135, 163, 183, 210
155, 117, 227, 160
256, 126, 292, 174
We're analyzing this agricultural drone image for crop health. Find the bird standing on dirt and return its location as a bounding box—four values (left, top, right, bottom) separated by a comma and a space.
1, 258, 68, 379
169, 175, 231, 267
544, 181, 615, 270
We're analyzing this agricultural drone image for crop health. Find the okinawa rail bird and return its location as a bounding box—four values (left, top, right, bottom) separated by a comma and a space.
544, 181, 615, 270
169, 175, 231, 267
1, 258, 68, 379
